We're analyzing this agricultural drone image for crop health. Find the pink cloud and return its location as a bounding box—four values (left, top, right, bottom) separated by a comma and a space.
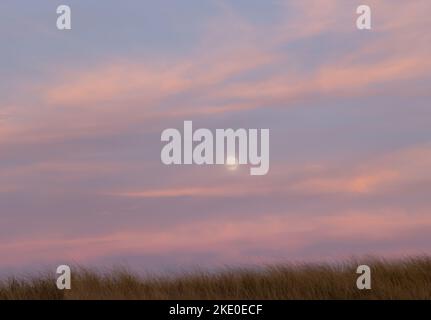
2, 0, 430, 150
1, 208, 430, 268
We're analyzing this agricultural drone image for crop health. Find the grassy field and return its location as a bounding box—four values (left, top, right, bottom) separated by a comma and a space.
1, 257, 430, 300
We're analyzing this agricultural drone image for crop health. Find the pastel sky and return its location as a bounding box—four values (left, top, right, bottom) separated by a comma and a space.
1, 0, 430, 275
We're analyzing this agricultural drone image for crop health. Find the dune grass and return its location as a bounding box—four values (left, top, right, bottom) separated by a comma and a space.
1, 256, 430, 300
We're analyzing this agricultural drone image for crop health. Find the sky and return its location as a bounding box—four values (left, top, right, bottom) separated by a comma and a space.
0, 0, 430, 275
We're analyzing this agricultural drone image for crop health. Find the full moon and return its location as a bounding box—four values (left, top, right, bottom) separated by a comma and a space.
226, 156, 238, 170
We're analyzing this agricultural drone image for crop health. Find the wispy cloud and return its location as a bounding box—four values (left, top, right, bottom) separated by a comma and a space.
1, 0, 431, 271
2, 207, 431, 268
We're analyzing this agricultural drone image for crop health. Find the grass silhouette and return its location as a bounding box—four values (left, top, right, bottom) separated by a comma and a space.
1, 256, 430, 300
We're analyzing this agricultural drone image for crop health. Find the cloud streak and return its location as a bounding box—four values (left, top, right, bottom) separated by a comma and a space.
1, 0, 431, 272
